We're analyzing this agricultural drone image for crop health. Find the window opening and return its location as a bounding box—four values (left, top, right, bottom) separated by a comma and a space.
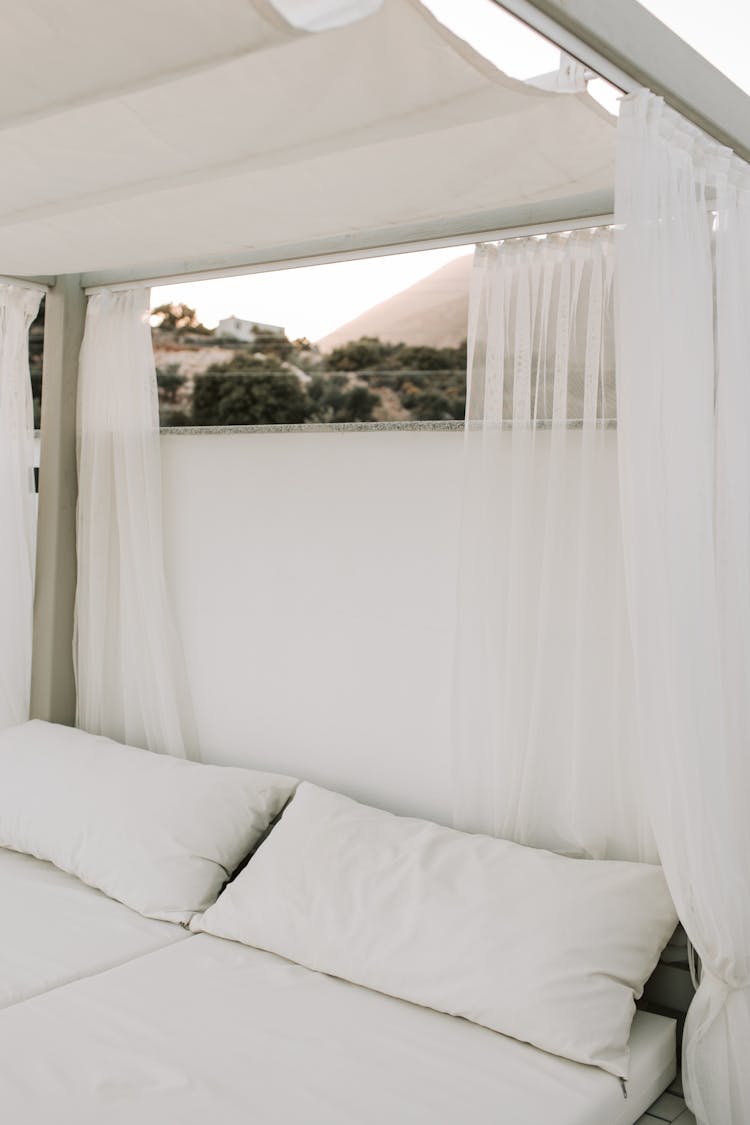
151, 246, 472, 428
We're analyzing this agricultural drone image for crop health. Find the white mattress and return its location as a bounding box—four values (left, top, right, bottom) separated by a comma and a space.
0, 846, 188, 1009
0, 933, 676, 1124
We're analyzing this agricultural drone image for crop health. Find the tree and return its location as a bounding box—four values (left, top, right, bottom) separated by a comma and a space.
151, 303, 210, 333
30, 370, 43, 429
333, 385, 380, 422
192, 373, 309, 426
204, 352, 287, 375
28, 298, 45, 427
306, 376, 380, 423
156, 366, 186, 404
251, 331, 294, 361
326, 336, 394, 371
400, 385, 465, 421
392, 345, 453, 371
317, 336, 467, 420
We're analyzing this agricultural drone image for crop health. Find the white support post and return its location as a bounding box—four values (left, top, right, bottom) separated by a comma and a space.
30, 275, 86, 725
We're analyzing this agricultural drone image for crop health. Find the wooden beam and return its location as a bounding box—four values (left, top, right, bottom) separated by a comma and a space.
30, 275, 86, 725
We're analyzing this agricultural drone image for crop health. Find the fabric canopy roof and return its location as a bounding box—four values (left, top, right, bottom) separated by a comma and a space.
0, 0, 616, 282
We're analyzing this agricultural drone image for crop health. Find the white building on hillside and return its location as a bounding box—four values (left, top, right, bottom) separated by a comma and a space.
216, 315, 285, 343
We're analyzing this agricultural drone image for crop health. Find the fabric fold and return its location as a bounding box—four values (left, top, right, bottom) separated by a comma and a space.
615, 88, 750, 1125
75, 286, 197, 758
453, 228, 654, 864
0, 283, 41, 729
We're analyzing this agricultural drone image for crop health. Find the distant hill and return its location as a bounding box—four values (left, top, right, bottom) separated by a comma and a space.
317, 253, 472, 352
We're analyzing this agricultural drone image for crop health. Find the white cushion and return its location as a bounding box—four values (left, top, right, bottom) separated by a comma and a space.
0, 721, 297, 923
193, 782, 677, 1076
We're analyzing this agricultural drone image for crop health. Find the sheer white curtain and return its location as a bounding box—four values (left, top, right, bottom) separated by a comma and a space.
0, 284, 41, 729
76, 287, 197, 759
616, 90, 750, 1125
453, 230, 656, 863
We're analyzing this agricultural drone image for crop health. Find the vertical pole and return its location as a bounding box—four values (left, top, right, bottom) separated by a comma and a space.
30, 275, 86, 724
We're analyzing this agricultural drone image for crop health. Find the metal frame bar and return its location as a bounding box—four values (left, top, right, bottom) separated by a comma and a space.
82, 192, 614, 292
0, 274, 54, 293
493, 0, 750, 162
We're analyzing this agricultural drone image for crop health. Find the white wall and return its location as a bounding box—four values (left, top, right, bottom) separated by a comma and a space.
161, 429, 463, 823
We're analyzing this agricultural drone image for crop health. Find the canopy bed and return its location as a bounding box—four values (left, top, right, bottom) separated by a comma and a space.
0, 2, 748, 1124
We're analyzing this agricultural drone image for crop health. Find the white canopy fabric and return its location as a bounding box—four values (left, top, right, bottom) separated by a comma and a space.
0, 0, 615, 281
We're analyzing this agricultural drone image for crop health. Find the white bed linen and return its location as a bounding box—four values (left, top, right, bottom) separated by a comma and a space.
194, 782, 676, 1076
0, 846, 187, 1009
0, 721, 298, 922
0, 933, 675, 1124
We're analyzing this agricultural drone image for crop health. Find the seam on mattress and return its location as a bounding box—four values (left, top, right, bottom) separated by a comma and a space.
2, 931, 194, 1013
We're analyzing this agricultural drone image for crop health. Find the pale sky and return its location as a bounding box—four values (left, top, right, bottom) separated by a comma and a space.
153, 0, 750, 344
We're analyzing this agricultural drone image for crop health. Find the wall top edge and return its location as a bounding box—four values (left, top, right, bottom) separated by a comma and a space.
158, 421, 465, 436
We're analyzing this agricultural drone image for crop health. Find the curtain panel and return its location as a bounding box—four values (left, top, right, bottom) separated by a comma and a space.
0, 284, 41, 729
452, 230, 656, 864
616, 90, 750, 1125
75, 287, 197, 759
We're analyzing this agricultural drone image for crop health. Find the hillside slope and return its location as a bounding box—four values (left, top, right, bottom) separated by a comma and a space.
318, 253, 471, 351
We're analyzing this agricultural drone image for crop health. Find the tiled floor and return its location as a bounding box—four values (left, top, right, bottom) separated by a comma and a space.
637, 1074, 696, 1124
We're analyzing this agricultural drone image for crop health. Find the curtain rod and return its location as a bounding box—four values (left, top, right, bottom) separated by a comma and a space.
0, 274, 50, 295
491, 1, 636, 95
83, 214, 615, 294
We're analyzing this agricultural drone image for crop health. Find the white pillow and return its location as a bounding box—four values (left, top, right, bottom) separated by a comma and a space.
0, 721, 297, 923
193, 782, 677, 1076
